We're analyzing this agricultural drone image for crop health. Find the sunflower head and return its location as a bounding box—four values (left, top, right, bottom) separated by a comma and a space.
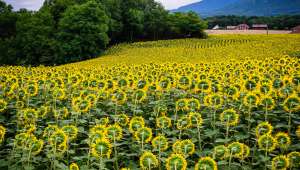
179, 139, 195, 156
134, 127, 152, 143
166, 153, 187, 170
69, 162, 79, 170
156, 116, 172, 129
152, 135, 168, 151
259, 96, 275, 111
255, 122, 273, 137
107, 124, 123, 141
139, 151, 159, 170
220, 109, 239, 126
49, 129, 68, 147
176, 99, 187, 111
283, 95, 300, 112
195, 157, 218, 170
296, 125, 300, 138
0, 99, 7, 113
258, 134, 277, 152
115, 113, 129, 127
91, 138, 112, 158
187, 98, 201, 111
272, 155, 289, 170
129, 116, 145, 133
243, 92, 259, 107
287, 151, 300, 168
213, 145, 228, 160
30, 139, 44, 155
177, 116, 192, 130
188, 112, 203, 127
228, 142, 244, 158
275, 132, 291, 149
0, 125, 6, 144
62, 125, 78, 141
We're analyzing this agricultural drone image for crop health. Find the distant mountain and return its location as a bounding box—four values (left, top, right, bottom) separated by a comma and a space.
173, 0, 300, 17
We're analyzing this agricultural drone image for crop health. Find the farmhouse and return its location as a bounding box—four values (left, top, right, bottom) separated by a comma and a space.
252, 24, 268, 30
291, 25, 300, 33
236, 24, 250, 30
226, 26, 236, 30
212, 25, 220, 30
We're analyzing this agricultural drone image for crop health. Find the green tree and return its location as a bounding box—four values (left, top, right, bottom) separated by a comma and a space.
57, 0, 109, 63
14, 9, 58, 65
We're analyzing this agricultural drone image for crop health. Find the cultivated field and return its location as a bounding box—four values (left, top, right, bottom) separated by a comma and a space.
0, 34, 300, 170
205, 30, 292, 35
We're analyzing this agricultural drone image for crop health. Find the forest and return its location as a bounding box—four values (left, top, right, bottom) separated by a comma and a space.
0, 0, 207, 65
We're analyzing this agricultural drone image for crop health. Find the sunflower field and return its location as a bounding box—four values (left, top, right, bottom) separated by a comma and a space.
0, 35, 300, 170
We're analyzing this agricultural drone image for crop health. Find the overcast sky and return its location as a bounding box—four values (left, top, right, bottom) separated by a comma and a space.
4, 0, 201, 11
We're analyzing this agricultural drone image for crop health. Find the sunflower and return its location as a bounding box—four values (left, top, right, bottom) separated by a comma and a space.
243, 92, 259, 107
37, 106, 50, 118
62, 125, 78, 141
243, 79, 257, 92
176, 115, 192, 130
0, 125, 6, 143
99, 117, 110, 126
283, 95, 300, 112
172, 140, 182, 154
106, 124, 123, 141
129, 116, 145, 133
287, 151, 300, 168
177, 75, 192, 90
176, 99, 187, 111
115, 113, 129, 127
272, 155, 289, 170
259, 96, 275, 111
21, 108, 38, 125
297, 125, 300, 138
187, 98, 201, 111
43, 125, 59, 139
30, 139, 44, 155
156, 116, 172, 129
241, 144, 250, 160
135, 127, 152, 143
220, 109, 239, 126
0, 99, 7, 112
166, 154, 187, 170
69, 162, 80, 170
179, 139, 195, 156
139, 151, 159, 170
275, 132, 291, 149
133, 89, 147, 102
91, 125, 107, 134
258, 134, 277, 152
195, 157, 217, 170
228, 142, 244, 158
213, 145, 228, 160
49, 130, 68, 151
188, 112, 203, 127
152, 135, 168, 151
91, 138, 112, 158
255, 122, 273, 137
196, 79, 210, 93
204, 93, 223, 108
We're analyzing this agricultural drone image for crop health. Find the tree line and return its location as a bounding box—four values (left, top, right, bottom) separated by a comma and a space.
0, 0, 207, 66
205, 15, 300, 29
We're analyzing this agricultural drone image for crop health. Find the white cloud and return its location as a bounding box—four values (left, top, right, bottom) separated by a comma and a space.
156, 0, 201, 10
4, 0, 44, 11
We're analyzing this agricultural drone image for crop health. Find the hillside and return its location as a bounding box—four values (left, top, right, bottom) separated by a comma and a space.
173, 0, 300, 17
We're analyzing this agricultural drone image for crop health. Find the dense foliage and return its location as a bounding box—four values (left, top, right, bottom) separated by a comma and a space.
206, 15, 300, 29
0, 35, 300, 170
0, 0, 207, 65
